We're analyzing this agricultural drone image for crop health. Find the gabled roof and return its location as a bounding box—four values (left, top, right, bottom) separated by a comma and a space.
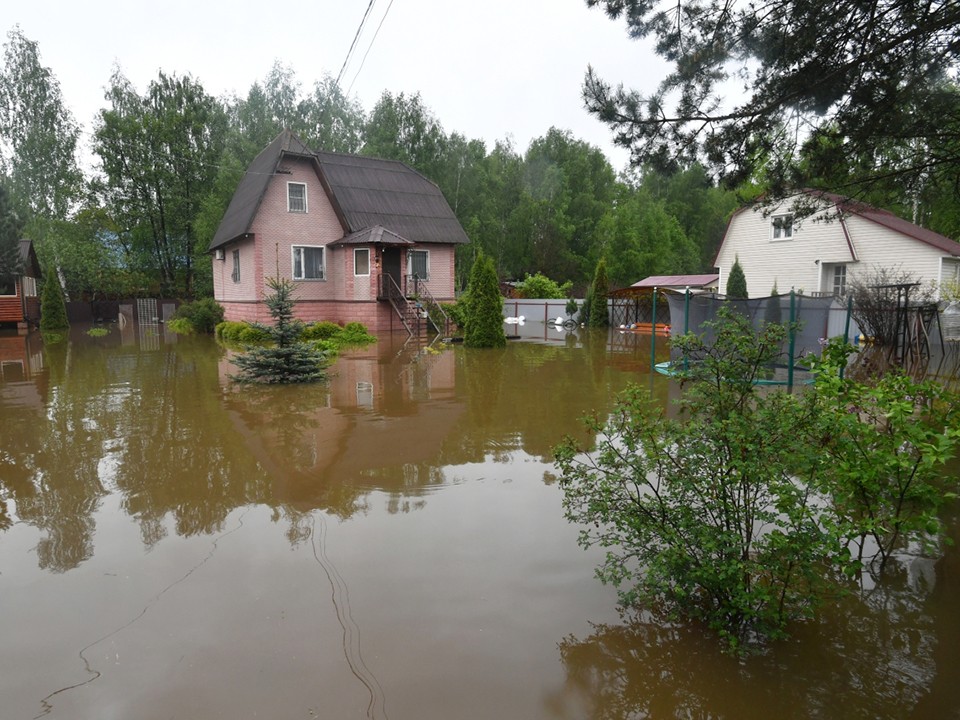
812, 191, 960, 256
327, 225, 413, 247
18, 239, 41, 278
720, 190, 960, 260
210, 130, 469, 251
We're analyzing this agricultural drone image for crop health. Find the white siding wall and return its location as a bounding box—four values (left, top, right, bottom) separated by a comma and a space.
717, 196, 956, 297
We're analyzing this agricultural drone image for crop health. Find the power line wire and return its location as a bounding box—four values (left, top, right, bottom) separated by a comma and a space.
347, 0, 397, 95
336, 0, 379, 88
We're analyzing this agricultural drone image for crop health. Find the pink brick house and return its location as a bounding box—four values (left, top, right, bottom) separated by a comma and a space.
209, 130, 469, 335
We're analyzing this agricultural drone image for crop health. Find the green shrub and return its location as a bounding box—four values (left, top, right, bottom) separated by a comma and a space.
172, 297, 224, 334
237, 325, 272, 344
86, 327, 110, 337
167, 317, 194, 335
216, 320, 270, 345
216, 321, 246, 342
333, 321, 377, 347
301, 321, 343, 341
442, 301, 466, 329
514, 272, 573, 299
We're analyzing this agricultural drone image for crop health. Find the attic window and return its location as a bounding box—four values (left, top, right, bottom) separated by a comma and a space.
288, 182, 307, 213
771, 214, 794, 240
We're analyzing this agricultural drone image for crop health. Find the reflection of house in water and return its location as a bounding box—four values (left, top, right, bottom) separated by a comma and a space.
220, 339, 463, 514
0, 332, 46, 408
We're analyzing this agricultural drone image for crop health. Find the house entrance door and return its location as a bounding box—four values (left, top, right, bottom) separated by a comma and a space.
381, 247, 403, 296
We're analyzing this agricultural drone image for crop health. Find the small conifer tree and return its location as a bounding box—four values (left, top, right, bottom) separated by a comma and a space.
231, 277, 330, 383
463, 252, 506, 348
40, 264, 70, 335
726, 256, 748, 299
588, 258, 610, 327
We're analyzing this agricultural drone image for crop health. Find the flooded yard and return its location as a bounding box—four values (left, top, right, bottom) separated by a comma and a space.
1, 324, 958, 719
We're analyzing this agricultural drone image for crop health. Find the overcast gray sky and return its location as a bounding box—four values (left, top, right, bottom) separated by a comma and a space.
7, 0, 666, 171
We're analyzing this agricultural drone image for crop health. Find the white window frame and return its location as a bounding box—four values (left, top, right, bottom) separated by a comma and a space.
771, 214, 794, 241
407, 249, 430, 280
287, 182, 307, 213
292, 245, 325, 281
22, 276, 37, 297
832, 264, 847, 296
231, 249, 241, 283
354, 248, 370, 277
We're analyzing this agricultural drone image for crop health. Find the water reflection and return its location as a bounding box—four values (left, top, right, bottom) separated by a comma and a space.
555, 553, 947, 720
0, 327, 663, 565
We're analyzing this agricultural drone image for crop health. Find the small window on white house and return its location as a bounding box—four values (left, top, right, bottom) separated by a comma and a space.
354, 248, 370, 276
232, 249, 241, 283
288, 182, 307, 213
293, 245, 325, 280
832, 264, 847, 296
407, 249, 429, 280
771, 214, 794, 240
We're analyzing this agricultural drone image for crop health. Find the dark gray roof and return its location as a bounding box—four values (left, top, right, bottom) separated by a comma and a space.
210, 130, 469, 251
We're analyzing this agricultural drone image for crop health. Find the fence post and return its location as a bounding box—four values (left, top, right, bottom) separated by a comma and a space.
650, 288, 658, 372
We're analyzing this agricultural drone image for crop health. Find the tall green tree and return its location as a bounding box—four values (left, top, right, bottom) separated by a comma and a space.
93, 69, 227, 297
582, 0, 960, 199
301, 74, 366, 153
0, 27, 82, 219
363, 91, 446, 180
640, 164, 739, 270
0, 182, 23, 288
597, 187, 698, 287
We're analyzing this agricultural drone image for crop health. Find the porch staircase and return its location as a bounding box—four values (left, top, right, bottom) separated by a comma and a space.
381, 275, 452, 338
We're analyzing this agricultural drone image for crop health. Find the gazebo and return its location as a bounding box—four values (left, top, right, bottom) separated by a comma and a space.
610, 274, 719, 330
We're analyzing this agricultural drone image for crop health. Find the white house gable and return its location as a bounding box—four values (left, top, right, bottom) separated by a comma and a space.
717, 194, 960, 298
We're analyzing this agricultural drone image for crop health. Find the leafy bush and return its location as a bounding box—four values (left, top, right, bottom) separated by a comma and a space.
333, 322, 377, 347
301, 321, 343, 341
514, 272, 573, 299
167, 317, 194, 335
172, 297, 224, 334
86, 326, 110, 337
442, 301, 466, 329
556, 308, 960, 653
216, 320, 271, 345
216, 321, 245, 342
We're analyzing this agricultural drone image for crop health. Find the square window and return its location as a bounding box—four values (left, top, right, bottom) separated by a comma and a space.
772, 214, 794, 240
0, 277, 16, 296
288, 183, 307, 213
355, 248, 370, 276
293, 246, 324, 280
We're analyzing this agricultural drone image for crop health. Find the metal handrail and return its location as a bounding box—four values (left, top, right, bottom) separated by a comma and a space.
408, 276, 450, 336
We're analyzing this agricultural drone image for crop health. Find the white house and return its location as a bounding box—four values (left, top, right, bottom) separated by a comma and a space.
714, 191, 960, 298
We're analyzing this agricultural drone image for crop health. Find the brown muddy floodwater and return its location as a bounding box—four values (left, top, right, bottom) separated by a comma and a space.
1, 322, 958, 720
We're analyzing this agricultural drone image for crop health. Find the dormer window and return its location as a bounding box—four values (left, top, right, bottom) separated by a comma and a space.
771, 214, 794, 240
288, 182, 307, 213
